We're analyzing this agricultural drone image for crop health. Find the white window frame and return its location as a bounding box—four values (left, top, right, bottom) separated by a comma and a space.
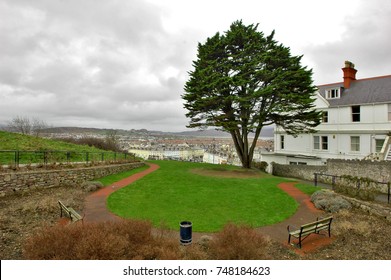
313, 136, 320, 150
313, 135, 328, 150
325, 88, 341, 99
375, 139, 385, 153
321, 136, 329, 150
322, 111, 328, 123
350, 136, 360, 152
280, 135, 285, 150
352, 106, 361, 122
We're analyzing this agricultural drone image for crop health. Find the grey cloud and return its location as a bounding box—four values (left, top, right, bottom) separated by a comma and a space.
6, 1, 388, 132
0, 0, 192, 131
303, 0, 391, 84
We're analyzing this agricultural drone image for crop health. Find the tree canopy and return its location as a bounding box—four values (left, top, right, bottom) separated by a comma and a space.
182, 20, 321, 168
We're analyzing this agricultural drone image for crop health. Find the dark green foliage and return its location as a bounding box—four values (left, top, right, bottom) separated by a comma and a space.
183, 20, 321, 168
252, 161, 268, 172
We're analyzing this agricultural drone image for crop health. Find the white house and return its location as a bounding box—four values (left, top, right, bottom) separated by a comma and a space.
263, 61, 391, 165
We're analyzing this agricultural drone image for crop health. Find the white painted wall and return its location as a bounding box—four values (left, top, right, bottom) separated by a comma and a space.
273, 99, 391, 162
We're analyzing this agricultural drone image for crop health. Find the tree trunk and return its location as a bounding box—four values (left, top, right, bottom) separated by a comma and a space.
229, 126, 263, 169
229, 130, 251, 169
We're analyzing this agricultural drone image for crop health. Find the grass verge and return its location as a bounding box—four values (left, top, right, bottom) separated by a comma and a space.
294, 183, 322, 195
96, 164, 150, 186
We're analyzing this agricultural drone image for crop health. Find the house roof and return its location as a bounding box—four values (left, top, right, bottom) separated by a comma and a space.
317, 75, 391, 107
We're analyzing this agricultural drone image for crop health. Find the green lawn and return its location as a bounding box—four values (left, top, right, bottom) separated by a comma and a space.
97, 165, 150, 186
107, 161, 298, 232
294, 183, 322, 195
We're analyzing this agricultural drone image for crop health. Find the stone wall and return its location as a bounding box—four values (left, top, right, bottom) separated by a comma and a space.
272, 163, 327, 181
342, 195, 391, 221
0, 162, 145, 197
273, 159, 391, 182
326, 159, 391, 182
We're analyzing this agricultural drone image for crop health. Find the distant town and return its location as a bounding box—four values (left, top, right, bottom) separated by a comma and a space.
41, 126, 274, 166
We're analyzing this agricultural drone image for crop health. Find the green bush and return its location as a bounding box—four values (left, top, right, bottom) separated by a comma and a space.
252, 161, 268, 172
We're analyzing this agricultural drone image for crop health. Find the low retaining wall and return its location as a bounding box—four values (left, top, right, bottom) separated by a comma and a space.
272, 163, 327, 181
273, 159, 391, 183
0, 162, 145, 197
342, 195, 391, 221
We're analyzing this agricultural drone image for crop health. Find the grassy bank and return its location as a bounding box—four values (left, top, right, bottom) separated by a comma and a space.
0, 131, 126, 165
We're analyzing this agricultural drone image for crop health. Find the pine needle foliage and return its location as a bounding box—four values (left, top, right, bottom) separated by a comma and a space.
183, 20, 321, 168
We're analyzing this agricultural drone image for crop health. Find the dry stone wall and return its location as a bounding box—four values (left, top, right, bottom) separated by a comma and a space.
0, 162, 144, 197
273, 159, 391, 183
272, 163, 327, 181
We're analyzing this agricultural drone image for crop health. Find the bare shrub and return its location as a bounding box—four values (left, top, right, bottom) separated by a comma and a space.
18, 195, 58, 215
81, 181, 104, 192
23, 219, 187, 260
208, 223, 271, 259
181, 243, 209, 260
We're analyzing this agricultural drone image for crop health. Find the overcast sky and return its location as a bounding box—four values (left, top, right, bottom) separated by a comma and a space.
1, 0, 390, 132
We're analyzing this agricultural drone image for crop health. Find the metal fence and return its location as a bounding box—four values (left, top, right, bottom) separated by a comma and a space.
0, 150, 135, 167
314, 172, 391, 204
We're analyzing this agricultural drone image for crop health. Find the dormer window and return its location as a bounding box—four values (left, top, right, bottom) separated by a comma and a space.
325, 88, 341, 99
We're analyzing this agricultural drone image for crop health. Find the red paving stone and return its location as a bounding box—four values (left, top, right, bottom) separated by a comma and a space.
83, 164, 333, 254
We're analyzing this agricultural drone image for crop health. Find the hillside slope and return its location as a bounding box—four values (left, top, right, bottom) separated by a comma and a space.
0, 130, 104, 152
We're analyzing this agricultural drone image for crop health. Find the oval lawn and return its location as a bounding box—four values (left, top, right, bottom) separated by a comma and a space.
107, 161, 298, 232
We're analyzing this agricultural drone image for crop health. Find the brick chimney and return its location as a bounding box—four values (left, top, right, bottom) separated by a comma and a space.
342, 61, 357, 89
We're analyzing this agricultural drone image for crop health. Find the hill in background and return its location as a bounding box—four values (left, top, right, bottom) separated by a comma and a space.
174, 126, 274, 138
40, 126, 274, 138
0, 130, 106, 152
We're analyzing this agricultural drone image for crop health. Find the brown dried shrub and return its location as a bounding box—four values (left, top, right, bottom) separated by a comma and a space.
23, 220, 153, 259
208, 223, 271, 260
23, 219, 189, 260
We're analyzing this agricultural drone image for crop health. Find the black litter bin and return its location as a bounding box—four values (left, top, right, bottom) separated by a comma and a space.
179, 221, 192, 245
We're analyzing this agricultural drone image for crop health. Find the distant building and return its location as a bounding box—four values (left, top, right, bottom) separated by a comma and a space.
263, 61, 391, 165
129, 146, 204, 162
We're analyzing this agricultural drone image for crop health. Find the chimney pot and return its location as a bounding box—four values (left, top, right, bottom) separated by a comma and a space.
342, 61, 357, 89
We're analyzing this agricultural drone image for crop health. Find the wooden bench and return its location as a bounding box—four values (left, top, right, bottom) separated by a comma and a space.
58, 200, 84, 224
287, 216, 333, 248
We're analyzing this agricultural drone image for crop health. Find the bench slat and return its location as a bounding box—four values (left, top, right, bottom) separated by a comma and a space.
58, 200, 84, 224
287, 216, 333, 248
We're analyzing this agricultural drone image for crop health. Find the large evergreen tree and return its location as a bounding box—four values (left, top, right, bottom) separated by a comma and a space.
183, 21, 321, 168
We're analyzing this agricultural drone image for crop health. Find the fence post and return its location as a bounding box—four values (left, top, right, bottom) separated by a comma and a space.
44, 151, 48, 166
332, 176, 336, 190
86, 152, 89, 163
15, 150, 20, 167
388, 182, 390, 204
314, 173, 318, 186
